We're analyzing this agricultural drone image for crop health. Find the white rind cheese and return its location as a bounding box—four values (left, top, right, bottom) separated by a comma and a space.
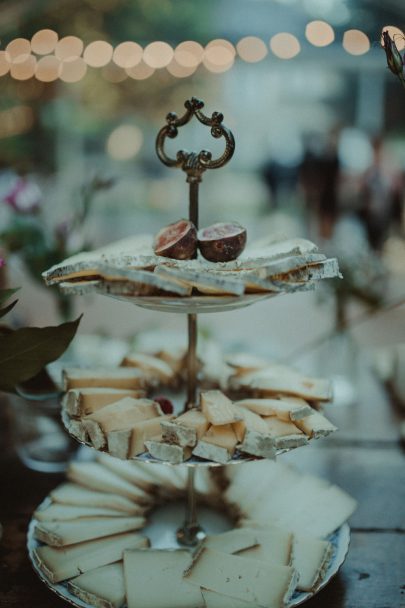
124, 549, 204, 608
33, 532, 149, 583
34, 516, 145, 547
67, 562, 126, 608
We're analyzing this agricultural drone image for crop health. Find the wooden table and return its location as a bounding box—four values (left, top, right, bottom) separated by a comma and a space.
0, 362, 404, 608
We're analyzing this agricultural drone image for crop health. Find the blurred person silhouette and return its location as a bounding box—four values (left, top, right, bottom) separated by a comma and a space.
299, 128, 340, 241
358, 135, 404, 251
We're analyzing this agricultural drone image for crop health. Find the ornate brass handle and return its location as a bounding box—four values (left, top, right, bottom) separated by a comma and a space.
155, 97, 235, 185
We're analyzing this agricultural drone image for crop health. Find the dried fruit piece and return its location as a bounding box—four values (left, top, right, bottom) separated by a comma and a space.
154, 220, 197, 260
198, 222, 247, 262
153, 395, 174, 415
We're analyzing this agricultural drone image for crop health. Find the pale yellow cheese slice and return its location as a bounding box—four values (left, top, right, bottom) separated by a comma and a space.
107, 415, 172, 459
68, 562, 125, 608
235, 398, 312, 421
64, 388, 146, 417
121, 352, 175, 383
50, 483, 139, 514
33, 532, 149, 583
262, 417, 308, 449
200, 391, 241, 425
34, 503, 133, 521
204, 528, 259, 554
237, 528, 293, 566
161, 409, 209, 447
292, 534, 332, 591
294, 410, 337, 438
193, 424, 238, 464
63, 367, 147, 391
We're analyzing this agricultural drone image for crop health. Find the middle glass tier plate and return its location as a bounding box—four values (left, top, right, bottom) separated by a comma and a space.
105, 293, 274, 314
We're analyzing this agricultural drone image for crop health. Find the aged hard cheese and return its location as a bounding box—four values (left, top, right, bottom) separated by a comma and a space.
124, 549, 204, 608
250, 371, 332, 402
184, 547, 297, 608
200, 391, 241, 425
67, 462, 151, 504
161, 409, 209, 447
294, 410, 337, 438
34, 516, 145, 547
67, 562, 126, 608
107, 415, 172, 459
237, 528, 293, 566
193, 424, 238, 464
291, 534, 333, 591
202, 589, 257, 608
34, 503, 132, 521
33, 532, 149, 583
232, 406, 276, 459
145, 440, 192, 464
63, 367, 147, 391
64, 388, 146, 417
121, 352, 175, 384
82, 398, 162, 449
50, 483, 139, 514
235, 397, 312, 421
204, 528, 259, 554
262, 417, 308, 449
96, 453, 158, 493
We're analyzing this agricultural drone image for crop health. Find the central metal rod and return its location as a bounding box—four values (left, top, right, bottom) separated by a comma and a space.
189, 181, 199, 229
176, 467, 206, 546
186, 313, 198, 410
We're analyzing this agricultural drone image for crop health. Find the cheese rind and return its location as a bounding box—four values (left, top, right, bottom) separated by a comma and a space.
200, 391, 241, 425
263, 417, 308, 449
294, 410, 337, 438
238, 429, 276, 459
193, 424, 238, 464
34, 516, 145, 547
145, 440, 192, 464
124, 549, 204, 608
107, 415, 172, 459
184, 547, 296, 608
161, 409, 209, 447
292, 534, 333, 591
67, 562, 126, 608
33, 532, 149, 583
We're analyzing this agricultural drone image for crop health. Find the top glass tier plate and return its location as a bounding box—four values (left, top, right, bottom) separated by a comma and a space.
107, 293, 274, 314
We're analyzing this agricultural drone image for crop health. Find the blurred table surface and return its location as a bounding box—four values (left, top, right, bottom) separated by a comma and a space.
0, 358, 404, 608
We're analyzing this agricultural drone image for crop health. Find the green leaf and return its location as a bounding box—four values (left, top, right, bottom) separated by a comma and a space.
0, 299, 18, 319
0, 315, 82, 393
0, 288, 20, 307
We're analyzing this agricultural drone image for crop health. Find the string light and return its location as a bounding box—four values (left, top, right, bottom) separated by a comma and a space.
60, 57, 87, 82
6, 38, 31, 62
113, 41, 142, 68
143, 41, 173, 68
174, 41, 204, 67
305, 21, 335, 47
35, 56, 61, 82
270, 33, 301, 59
83, 41, 113, 67
106, 124, 143, 160
0, 52, 10, 77
31, 29, 58, 55
167, 58, 197, 78
55, 36, 84, 61
343, 30, 370, 55
203, 39, 235, 72
237, 36, 267, 62
125, 60, 155, 80
10, 55, 36, 80
102, 62, 128, 82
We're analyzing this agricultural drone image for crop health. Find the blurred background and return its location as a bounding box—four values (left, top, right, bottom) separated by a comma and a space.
0, 0, 404, 372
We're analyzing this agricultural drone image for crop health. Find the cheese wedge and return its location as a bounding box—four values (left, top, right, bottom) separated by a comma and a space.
64, 388, 146, 417
193, 424, 238, 464
65, 418, 88, 443
50, 483, 139, 514
34, 503, 134, 521
34, 516, 145, 547
204, 529, 259, 554
250, 372, 332, 402
184, 547, 297, 608
292, 534, 332, 591
238, 430, 276, 459
67, 462, 151, 504
108, 415, 172, 459
225, 353, 269, 373
232, 405, 268, 440
294, 410, 337, 438
63, 367, 148, 391
33, 532, 149, 583
155, 265, 245, 296
83, 398, 162, 449
121, 352, 175, 384
145, 440, 192, 464
68, 562, 125, 608
161, 409, 209, 447
124, 549, 204, 608
237, 528, 293, 567
200, 391, 241, 425
235, 398, 312, 421
96, 454, 158, 493
262, 417, 308, 449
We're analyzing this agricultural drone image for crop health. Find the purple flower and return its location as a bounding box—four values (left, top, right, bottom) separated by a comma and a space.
3, 178, 42, 214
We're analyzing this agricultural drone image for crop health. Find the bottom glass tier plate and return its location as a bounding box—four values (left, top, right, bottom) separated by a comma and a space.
27, 500, 350, 608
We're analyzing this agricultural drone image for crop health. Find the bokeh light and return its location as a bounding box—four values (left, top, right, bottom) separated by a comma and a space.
60, 57, 87, 82
203, 39, 235, 72
55, 36, 84, 61
143, 41, 173, 68
126, 60, 155, 80
305, 21, 335, 47
102, 62, 128, 82
174, 41, 204, 67
236, 36, 268, 62
381, 25, 405, 51
106, 124, 143, 160
83, 41, 113, 67
166, 58, 197, 78
31, 29, 58, 55
0, 52, 10, 77
35, 56, 61, 82
10, 54, 36, 80
343, 30, 370, 55
6, 38, 31, 62
113, 41, 143, 68
270, 33, 301, 59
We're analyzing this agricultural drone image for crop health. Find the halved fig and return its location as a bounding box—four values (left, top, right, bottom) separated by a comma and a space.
198, 222, 247, 262
154, 219, 197, 260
